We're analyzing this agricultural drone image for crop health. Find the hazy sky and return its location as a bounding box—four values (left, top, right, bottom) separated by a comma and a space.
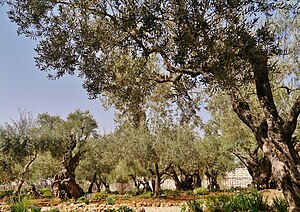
0, 6, 115, 132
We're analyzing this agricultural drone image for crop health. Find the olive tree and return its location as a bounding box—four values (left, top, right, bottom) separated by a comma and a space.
5, 0, 300, 209
0, 110, 42, 194
37, 110, 98, 199
206, 92, 274, 189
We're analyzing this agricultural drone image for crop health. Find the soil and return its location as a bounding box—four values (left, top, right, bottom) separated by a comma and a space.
0, 189, 284, 212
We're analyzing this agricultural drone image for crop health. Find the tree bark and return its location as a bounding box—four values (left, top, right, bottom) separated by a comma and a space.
87, 173, 97, 193
153, 163, 161, 196
231, 51, 300, 211
234, 149, 274, 189
14, 152, 37, 195
99, 177, 110, 193
193, 170, 202, 188
52, 152, 84, 199
149, 162, 173, 196
170, 166, 198, 191
205, 169, 219, 190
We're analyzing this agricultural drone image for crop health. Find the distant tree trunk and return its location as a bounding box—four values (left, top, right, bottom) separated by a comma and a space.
205, 169, 219, 190
87, 173, 97, 193
149, 162, 173, 196
129, 174, 141, 190
169, 166, 197, 191
193, 170, 202, 188
99, 177, 110, 193
15, 179, 25, 196
154, 171, 161, 195
95, 181, 102, 192
142, 181, 152, 193
52, 152, 84, 199
28, 184, 41, 198
153, 163, 161, 196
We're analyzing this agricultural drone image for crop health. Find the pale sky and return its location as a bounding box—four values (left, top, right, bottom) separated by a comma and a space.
0, 5, 115, 132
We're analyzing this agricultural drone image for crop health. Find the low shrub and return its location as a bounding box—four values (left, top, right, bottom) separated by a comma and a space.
193, 187, 209, 196
92, 192, 109, 201
271, 197, 288, 212
206, 194, 232, 212
0, 190, 14, 199
38, 188, 54, 198
138, 191, 153, 198
116, 206, 135, 212
10, 202, 27, 212
76, 196, 89, 204
31, 206, 42, 212
125, 188, 142, 197
206, 191, 268, 212
106, 195, 115, 205
181, 200, 204, 212
161, 189, 180, 197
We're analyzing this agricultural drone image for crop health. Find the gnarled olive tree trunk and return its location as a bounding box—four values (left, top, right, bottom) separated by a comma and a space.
205, 168, 219, 190
232, 54, 300, 211
149, 162, 173, 196
170, 166, 201, 191
52, 152, 84, 199
234, 148, 275, 189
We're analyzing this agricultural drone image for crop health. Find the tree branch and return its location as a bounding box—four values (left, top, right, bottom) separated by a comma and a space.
19, 151, 38, 180
230, 91, 258, 133
285, 94, 300, 138
160, 162, 173, 177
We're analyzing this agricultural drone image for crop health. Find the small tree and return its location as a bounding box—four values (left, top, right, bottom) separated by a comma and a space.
0, 110, 42, 195
37, 110, 98, 199
198, 121, 239, 190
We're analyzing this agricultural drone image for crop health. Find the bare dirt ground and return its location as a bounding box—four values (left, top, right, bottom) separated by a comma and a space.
1, 189, 284, 212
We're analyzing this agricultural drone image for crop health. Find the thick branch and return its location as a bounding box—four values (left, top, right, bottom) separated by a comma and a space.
159, 162, 173, 177
250, 51, 282, 126
285, 94, 300, 137
231, 92, 257, 132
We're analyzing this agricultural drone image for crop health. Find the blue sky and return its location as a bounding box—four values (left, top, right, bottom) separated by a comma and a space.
0, 6, 115, 132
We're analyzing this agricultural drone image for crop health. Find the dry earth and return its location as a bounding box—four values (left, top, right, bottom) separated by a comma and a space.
0, 189, 284, 212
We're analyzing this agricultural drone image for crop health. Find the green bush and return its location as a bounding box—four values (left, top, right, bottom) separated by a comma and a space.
92, 192, 109, 201
206, 194, 232, 212
38, 188, 54, 198
161, 189, 180, 197
10, 196, 34, 212
10, 202, 28, 212
125, 189, 143, 196
117, 206, 135, 212
272, 197, 288, 212
106, 195, 115, 205
181, 200, 204, 212
0, 190, 14, 199
206, 191, 268, 212
76, 196, 89, 204
138, 191, 153, 198
193, 187, 209, 196
31, 206, 42, 212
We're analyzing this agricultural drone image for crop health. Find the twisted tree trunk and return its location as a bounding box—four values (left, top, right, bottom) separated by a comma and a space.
14, 152, 37, 195
231, 53, 300, 211
52, 153, 84, 199
234, 148, 274, 189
